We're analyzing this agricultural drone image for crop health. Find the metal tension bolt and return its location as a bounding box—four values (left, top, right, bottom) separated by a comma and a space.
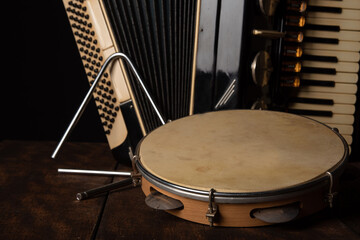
206, 188, 218, 227
128, 147, 142, 187
326, 172, 337, 208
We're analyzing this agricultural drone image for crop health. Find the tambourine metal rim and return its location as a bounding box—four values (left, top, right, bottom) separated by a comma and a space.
135, 113, 349, 204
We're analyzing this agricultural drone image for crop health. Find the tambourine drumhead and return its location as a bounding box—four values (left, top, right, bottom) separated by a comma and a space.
138, 110, 346, 194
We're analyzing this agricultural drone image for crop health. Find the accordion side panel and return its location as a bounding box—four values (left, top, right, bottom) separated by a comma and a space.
62, 0, 132, 150
85, 0, 113, 49
98, 0, 148, 136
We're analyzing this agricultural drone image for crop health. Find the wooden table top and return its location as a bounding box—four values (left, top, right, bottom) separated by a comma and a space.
0, 140, 359, 239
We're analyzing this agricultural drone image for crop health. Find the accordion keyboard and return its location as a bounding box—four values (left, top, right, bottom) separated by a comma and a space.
287, 0, 360, 147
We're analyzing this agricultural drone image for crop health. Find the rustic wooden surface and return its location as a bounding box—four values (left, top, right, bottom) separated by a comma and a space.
0, 140, 359, 239
0, 140, 116, 239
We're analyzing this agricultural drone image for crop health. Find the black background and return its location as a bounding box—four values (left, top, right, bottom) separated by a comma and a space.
3, 0, 106, 143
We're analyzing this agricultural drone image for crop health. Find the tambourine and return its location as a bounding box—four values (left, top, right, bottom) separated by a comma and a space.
136, 110, 348, 227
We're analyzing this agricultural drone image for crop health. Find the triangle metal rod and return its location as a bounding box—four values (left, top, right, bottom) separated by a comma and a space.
52, 52, 166, 159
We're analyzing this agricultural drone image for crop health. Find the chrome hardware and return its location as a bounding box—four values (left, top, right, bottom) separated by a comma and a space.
206, 188, 218, 227
214, 79, 236, 110
326, 172, 337, 208
252, 29, 286, 39
57, 168, 132, 176
251, 98, 268, 110
258, 0, 280, 16
128, 147, 141, 186
251, 202, 300, 223
145, 190, 184, 210
251, 51, 273, 87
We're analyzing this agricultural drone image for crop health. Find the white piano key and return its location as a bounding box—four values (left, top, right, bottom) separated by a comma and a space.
303, 41, 360, 52
306, 17, 360, 31
299, 6, 358, 148
302, 61, 359, 73
303, 30, 360, 44
288, 103, 355, 114
307, 9, 360, 21
301, 73, 358, 84
294, 92, 357, 104
328, 124, 354, 135
304, 114, 354, 125
299, 83, 357, 94
308, 0, 360, 10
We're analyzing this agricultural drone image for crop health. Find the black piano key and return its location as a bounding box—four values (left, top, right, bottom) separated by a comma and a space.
301, 67, 336, 75
288, 109, 333, 117
302, 54, 338, 63
301, 79, 335, 87
307, 6, 342, 14
304, 24, 340, 32
304, 37, 339, 44
289, 97, 334, 105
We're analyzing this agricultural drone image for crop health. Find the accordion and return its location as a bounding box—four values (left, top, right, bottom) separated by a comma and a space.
62, 0, 359, 161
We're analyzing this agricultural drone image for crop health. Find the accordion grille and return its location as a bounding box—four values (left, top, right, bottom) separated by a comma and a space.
103, 0, 198, 133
